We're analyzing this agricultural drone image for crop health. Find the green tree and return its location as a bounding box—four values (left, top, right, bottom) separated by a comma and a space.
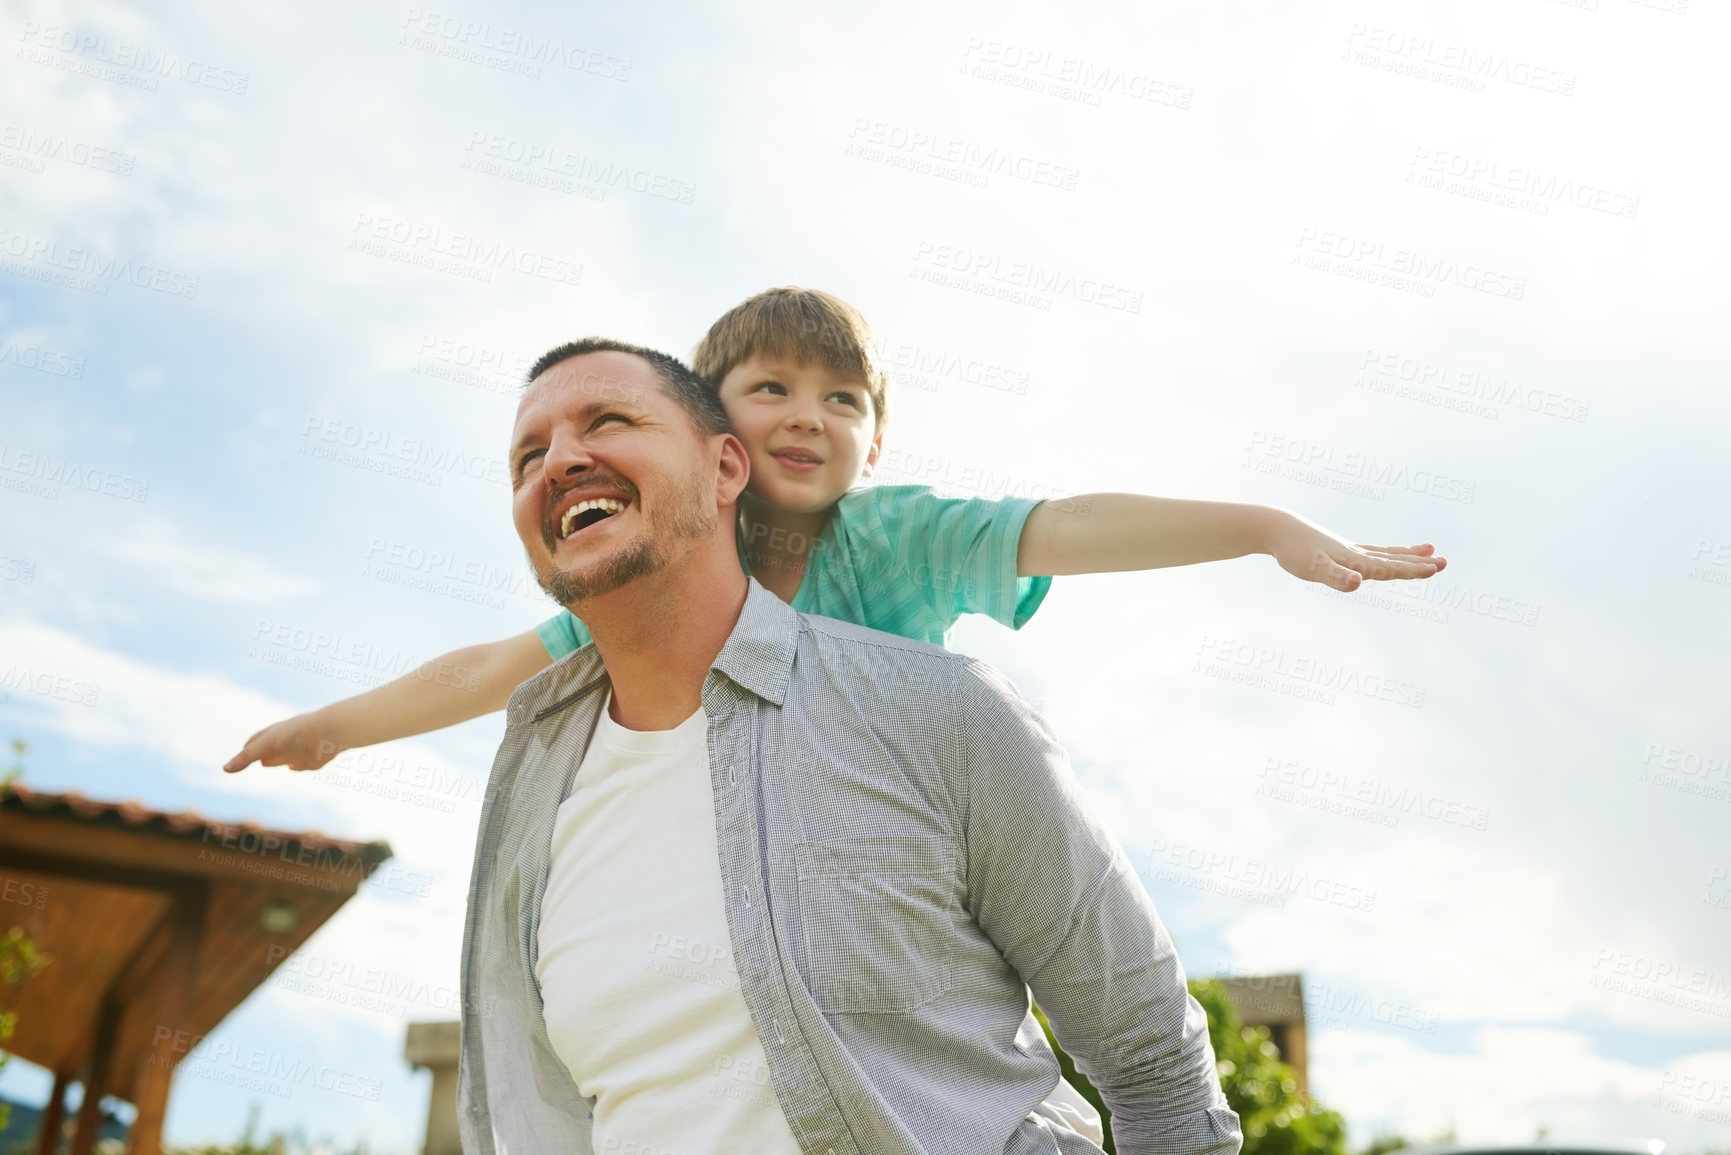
0, 738, 25, 790
1035, 979, 1348, 1155
0, 926, 51, 1133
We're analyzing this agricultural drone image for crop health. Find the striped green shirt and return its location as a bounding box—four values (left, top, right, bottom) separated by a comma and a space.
536, 485, 1052, 656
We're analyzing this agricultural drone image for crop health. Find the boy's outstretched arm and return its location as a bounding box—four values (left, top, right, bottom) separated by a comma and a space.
1017, 494, 1446, 590
223, 628, 553, 773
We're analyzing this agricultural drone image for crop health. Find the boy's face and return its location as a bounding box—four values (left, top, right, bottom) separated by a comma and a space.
716, 355, 881, 515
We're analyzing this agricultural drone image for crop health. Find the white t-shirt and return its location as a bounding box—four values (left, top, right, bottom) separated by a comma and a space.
535, 693, 1105, 1153
536, 695, 802, 1155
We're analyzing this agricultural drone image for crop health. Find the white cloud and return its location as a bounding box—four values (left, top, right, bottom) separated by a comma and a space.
109, 516, 322, 604
1313, 1029, 1731, 1152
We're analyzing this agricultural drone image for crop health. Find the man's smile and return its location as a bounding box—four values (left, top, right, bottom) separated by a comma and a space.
547, 485, 637, 549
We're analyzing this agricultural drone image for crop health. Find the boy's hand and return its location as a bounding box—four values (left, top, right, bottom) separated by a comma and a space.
1268, 514, 1446, 591
223, 712, 345, 774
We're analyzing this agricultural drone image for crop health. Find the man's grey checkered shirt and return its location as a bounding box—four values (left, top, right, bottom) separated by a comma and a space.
458, 579, 1241, 1155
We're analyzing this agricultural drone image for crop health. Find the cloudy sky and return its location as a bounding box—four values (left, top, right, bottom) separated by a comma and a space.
3, 0, 1728, 1149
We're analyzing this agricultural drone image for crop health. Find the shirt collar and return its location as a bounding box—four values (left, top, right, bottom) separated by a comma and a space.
708, 577, 798, 707
514, 577, 798, 726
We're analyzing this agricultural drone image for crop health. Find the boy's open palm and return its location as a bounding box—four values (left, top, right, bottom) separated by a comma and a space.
1272, 518, 1447, 591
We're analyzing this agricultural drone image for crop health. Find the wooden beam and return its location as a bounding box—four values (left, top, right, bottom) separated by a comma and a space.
66, 996, 120, 1155
32, 1069, 69, 1155
0, 818, 382, 896
122, 884, 207, 1155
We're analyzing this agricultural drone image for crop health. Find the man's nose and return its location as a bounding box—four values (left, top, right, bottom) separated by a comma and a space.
542, 430, 594, 480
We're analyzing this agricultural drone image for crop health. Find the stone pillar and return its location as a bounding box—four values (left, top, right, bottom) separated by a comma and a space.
404, 1020, 462, 1155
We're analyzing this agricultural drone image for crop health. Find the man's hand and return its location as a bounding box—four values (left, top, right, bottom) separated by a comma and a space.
223, 712, 345, 773
1268, 513, 1446, 591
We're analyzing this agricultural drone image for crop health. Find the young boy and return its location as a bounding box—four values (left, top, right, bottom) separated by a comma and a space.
225, 286, 1444, 774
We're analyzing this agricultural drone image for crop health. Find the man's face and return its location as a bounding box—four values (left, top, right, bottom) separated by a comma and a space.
715, 355, 881, 515
510, 351, 725, 606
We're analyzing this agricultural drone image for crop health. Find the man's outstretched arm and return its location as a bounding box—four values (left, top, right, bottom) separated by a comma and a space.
957, 659, 1241, 1155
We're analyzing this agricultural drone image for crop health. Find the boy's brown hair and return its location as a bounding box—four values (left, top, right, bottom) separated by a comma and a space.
693, 287, 890, 437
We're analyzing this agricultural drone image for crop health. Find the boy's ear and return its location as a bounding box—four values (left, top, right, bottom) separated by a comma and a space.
860, 434, 883, 480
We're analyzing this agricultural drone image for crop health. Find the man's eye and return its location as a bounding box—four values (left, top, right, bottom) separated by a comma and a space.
516, 449, 545, 477
591, 412, 628, 430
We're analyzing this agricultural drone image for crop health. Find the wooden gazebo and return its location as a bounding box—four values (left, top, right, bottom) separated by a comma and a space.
0, 785, 391, 1154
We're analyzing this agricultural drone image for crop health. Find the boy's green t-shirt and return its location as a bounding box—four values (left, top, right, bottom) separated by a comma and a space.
535, 484, 1052, 658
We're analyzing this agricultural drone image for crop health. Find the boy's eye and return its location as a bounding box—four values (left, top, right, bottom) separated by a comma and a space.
827, 391, 862, 408
753, 381, 787, 396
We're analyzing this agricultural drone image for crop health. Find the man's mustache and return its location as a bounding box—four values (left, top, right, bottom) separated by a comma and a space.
541, 472, 641, 551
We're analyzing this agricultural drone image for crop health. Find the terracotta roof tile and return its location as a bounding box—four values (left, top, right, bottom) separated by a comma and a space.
1, 783, 392, 863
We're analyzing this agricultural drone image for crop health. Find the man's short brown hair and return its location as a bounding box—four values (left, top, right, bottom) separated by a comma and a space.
692, 287, 890, 437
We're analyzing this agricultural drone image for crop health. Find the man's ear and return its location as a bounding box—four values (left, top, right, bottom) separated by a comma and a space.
714, 433, 751, 506
859, 433, 884, 480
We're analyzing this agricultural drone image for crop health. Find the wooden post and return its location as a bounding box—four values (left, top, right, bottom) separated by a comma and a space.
126, 886, 206, 1155
32, 1069, 69, 1155
66, 998, 120, 1155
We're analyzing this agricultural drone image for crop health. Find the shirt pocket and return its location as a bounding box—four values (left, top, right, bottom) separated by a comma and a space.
794, 836, 959, 1015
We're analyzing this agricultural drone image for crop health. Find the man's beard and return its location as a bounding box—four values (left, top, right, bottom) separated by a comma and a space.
532, 470, 717, 605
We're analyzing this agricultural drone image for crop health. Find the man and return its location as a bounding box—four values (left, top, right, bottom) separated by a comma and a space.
459, 337, 1241, 1154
